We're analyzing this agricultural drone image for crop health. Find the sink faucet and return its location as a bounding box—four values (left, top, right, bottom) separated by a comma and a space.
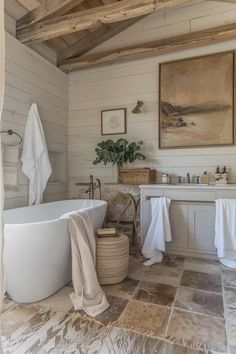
84, 175, 102, 199
187, 173, 190, 184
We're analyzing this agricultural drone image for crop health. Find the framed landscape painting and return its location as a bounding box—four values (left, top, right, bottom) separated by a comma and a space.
159, 51, 234, 149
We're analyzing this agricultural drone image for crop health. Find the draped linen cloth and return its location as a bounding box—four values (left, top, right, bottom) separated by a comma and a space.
67, 210, 109, 317
0, 1, 5, 353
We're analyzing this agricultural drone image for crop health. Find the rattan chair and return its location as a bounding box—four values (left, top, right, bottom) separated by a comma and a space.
103, 192, 140, 245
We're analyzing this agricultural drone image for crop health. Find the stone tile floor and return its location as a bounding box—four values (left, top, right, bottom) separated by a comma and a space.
1, 250, 236, 354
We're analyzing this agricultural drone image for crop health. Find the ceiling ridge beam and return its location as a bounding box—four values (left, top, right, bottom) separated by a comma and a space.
58, 22, 236, 72
17, 0, 86, 30
16, 0, 190, 44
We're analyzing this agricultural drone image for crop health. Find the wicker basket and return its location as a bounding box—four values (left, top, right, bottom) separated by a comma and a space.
119, 168, 156, 185
96, 234, 129, 285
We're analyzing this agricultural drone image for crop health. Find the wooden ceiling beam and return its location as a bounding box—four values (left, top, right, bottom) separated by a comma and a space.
16, 0, 190, 44
58, 22, 236, 72
57, 16, 144, 62
213, 0, 236, 3
17, 0, 87, 30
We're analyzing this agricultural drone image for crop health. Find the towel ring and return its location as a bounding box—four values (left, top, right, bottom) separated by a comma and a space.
0, 130, 22, 146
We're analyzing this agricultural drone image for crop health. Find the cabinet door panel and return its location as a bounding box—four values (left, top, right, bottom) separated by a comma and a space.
188, 204, 215, 251
167, 202, 189, 250
140, 201, 151, 244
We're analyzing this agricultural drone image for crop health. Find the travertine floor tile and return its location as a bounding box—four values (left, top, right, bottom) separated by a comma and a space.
222, 269, 236, 288
143, 264, 182, 287
117, 300, 170, 338
102, 277, 139, 300
1, 297, 16, 314
224, 287, 236, 309
134, 281, 177, 306
94, 295, 128, 326
35, 286, 73, 312
175, 287, 224, 317
162, 254, 185, 269
184, 257, 220, 274
167, 309, 227, 352
181, 270, 222, 293
127, 256, 147, 281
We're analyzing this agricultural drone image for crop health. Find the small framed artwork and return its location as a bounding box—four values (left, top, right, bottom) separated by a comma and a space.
159, 51, 234, 149
101, 108, 127, 135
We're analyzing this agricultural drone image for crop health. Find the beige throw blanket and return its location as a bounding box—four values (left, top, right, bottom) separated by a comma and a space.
68, 211, 109, 317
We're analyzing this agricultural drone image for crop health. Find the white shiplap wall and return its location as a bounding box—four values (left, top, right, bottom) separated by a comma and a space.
3, 31, 68, 209
68, 0, 236, 196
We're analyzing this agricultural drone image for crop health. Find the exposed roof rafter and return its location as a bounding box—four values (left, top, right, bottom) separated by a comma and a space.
16, 0, 190, 44
57, 16, 145, 62
17, 0, 87, 29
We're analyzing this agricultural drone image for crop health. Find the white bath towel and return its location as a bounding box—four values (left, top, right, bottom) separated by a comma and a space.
215, 199, 236, 266
67, 210, 109, 317
21, 103, 52, 205
142, 197, 172, 265
2, 144, 19, 191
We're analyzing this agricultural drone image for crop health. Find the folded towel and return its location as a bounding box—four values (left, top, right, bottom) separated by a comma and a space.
2, 144, 19, 191
67, 210, 109, 317
142, 197, 172, 265
21, 103, 52, 205
215, 199, 236, 266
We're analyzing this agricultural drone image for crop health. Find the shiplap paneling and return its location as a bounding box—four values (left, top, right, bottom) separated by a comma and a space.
68, 1, 236, 197
3, 32, 69, 209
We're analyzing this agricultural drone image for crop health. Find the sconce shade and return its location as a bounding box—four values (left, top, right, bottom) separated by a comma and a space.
132, 100, 144, 114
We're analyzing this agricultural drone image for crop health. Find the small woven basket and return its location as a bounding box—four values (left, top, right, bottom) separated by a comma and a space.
119, 168, 156, 185
96, 234, 129, 285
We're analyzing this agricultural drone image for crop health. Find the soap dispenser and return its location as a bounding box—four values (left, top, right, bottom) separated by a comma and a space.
201, 171, 209, 184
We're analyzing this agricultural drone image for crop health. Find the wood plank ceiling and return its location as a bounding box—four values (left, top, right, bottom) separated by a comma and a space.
6, 0, 236, 72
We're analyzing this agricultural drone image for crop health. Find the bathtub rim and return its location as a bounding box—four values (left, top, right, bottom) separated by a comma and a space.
3, 199, 108, 227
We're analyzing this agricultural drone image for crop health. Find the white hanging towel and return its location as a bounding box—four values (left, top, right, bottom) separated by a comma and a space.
21, 103, 52, 205
215, 199, 236, 268
142, 197, 172, 266
66, 210, 109, 317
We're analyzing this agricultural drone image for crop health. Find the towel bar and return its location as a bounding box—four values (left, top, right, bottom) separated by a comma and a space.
145, 196, 215, 203
0, 129, 22, 146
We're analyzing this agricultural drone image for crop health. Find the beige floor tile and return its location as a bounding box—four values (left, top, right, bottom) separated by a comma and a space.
175, 287, 224, 317
134, 281, 177, 307
102, 277, 139, 300
222, 269, 236, 288
184, 257, 220, 274
143, 264, 183, 287
35, 286, 73, 312
181, 270, 222, 293
167, 309, 227, 352
117, 300, 171, 338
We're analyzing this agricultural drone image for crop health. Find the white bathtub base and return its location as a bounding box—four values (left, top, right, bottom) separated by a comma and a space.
3, 200, 107, 303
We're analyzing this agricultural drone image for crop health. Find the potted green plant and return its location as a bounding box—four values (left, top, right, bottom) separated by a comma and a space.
93, 138, 155, 184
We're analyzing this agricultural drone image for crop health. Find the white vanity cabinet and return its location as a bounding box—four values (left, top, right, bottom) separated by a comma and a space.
140, 184, 236, 258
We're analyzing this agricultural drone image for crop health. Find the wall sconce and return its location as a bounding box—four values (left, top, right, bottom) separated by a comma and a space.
132, 100, 144, 114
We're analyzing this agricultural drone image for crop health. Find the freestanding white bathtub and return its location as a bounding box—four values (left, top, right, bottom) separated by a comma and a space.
3, 199, 107, 303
